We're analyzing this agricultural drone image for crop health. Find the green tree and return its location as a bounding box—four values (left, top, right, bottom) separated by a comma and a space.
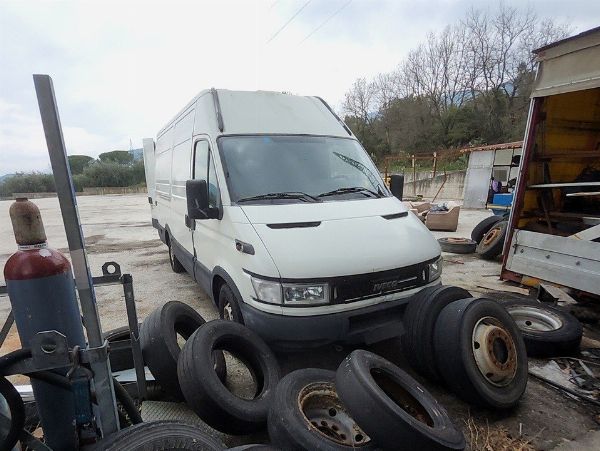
98, 150, 134, 165
0, 172, 56, 196
68, 155, 95, 175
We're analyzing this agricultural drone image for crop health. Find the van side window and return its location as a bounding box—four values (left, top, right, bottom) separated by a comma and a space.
207, 154, 220, 208
194, 140, 220, 209
194, 141, 209, 180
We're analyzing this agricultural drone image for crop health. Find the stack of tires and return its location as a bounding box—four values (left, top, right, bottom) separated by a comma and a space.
268, 350, 465, 451
124, 301, 467, 450
402, 285, 529, 410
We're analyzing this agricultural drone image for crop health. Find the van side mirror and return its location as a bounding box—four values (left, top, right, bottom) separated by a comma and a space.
389, 174, 404, 200
186, 179, 218, 220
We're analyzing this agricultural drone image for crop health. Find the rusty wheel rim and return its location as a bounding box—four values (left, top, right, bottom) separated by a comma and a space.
482, 227, 500, 245
472, 316, 518, 387
446, 238, 470, 244
298, 381, 370, 446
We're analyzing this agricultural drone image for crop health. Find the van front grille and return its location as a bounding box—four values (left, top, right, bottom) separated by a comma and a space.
331, 261, 430, 303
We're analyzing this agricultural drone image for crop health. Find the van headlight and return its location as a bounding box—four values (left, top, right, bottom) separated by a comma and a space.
250, 276, 329, 306
428, 257, 443, 282
282, 283, 329, 305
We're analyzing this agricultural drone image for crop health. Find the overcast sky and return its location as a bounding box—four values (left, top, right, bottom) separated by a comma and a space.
0, 0, 598, 174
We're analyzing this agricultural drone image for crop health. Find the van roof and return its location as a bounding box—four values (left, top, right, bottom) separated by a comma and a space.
157, 89, 352, 139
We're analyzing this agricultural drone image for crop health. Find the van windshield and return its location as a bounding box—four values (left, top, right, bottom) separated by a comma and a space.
218, 135, 388, 203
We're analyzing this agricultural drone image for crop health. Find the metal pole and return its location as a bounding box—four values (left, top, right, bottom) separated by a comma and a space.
33, 74, 119, 436
122, 274, 147, 399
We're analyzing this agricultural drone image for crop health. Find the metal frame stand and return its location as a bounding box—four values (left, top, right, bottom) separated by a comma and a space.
0, 261, 148, 445
33, 74, 119, 435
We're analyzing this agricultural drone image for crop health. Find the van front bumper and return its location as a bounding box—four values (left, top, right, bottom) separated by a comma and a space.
239, 286, 439, 348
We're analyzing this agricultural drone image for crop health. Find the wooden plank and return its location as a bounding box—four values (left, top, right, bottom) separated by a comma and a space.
566, 191, 600, 197
528, 182, 600, 188
571, 223, 600, 241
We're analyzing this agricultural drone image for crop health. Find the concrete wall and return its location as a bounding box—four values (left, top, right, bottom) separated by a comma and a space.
82, 186, 147, 195
402, 170, 466, 200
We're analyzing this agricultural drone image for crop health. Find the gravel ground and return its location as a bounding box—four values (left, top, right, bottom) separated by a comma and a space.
1, 194, 598, 449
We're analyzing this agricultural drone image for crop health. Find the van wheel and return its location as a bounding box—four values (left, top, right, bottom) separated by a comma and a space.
218, 284, 244, 324
168, 240, 185, 273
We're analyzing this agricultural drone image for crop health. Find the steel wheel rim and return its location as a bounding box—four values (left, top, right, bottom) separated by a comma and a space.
223, 302, 234, 321
446, 237, 470, 244
472, 316, 517, 387
298, 381, 370, 447
506, 306, 563, 332
483, 227, 500, 245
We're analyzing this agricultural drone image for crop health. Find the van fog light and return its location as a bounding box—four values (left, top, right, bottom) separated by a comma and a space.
283, 283, 329, 305
428, 258, 443, 282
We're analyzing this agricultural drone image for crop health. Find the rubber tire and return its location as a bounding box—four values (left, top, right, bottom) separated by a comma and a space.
0, 376, 25, 451
268, 368, 377, 451
402, 285, 471, 381
434, 297, 528, 409
501, 300, 583, 357
168, 238, 185, 273
93, 420, 225, 450
218, 283, 244, 324
140, 302, 226, 399
437, 238, 477, 254
336, 350, 465, 451
104, 325, 142, 372
471, 215, 503, 243
476, 221, 508, 260
177, 320, 281, 435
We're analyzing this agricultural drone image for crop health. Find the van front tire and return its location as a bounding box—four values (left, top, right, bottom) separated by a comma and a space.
218, 284, 244, 324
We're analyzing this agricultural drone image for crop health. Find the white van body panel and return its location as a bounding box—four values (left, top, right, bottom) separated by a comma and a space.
251, 209, 439, 279
240, 197, 407, 224
142, 138, 155, 202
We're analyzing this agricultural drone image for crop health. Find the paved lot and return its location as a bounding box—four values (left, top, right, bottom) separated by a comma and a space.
1, 194, 598, 449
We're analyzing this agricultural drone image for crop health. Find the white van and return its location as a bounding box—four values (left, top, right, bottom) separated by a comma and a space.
143, 89, 442, 347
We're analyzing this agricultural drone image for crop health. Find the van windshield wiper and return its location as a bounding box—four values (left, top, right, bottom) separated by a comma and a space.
318, 186, 383, 198
237, 192, 322, 203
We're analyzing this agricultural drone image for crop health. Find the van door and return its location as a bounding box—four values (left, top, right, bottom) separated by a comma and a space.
191, 138, 221, 291
168, 110, 195, 274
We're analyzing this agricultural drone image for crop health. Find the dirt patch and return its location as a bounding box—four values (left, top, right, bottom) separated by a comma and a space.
86, 240, 162, 254
466, 417, 535, 451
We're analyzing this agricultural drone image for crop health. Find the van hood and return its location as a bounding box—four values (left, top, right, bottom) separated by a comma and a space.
242, 198, 440, 278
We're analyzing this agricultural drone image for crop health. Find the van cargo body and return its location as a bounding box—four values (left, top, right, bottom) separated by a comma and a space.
143, 89, 442, 346
501, 27, 600, 296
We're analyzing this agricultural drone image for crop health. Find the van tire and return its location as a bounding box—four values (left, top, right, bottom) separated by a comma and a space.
140, 302, 226, 399
168, 239, 185, 273
402, 285, 471, 381
335, 350, 465, 451
471, 215, 503, 243
177, 320, 281, 435
268, 368, 377, 451
476, 221, 508, 260
91, 420, 225, 450
218, 284, 244, 324
433, 297, 528, 409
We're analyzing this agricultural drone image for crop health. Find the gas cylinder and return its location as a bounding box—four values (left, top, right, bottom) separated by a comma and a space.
4, 198, 86, 450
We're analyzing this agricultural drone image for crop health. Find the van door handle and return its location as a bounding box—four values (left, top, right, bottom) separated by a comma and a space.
185, 214, 195, 230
